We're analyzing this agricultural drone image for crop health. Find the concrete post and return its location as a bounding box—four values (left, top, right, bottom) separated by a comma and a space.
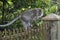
42, 14, 60, 40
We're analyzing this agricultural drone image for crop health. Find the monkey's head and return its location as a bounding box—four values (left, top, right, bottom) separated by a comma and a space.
31, 8, 43, 21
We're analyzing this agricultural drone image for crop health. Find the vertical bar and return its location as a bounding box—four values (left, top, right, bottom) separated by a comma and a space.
8, 29, 12, 40
24, 30, 26, 40
42, 22, 45, 40
4, 29, 8, 40
0, 31, 2, 40
28, 27, 32, 40
16, 28, 19, 40
34, 28, 38, 40
38, 24, 42, 40
13, 29, 16, 40
20, 27, 23, 40
40, 23, 42, 40
48, 21, 51, 40
41, 22, 44, 40
35, 29, 38, 40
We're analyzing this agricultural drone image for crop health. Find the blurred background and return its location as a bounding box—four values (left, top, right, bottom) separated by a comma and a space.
0, 0, 59, 29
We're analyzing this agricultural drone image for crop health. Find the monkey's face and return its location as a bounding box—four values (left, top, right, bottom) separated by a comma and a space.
32, 8, 43, 21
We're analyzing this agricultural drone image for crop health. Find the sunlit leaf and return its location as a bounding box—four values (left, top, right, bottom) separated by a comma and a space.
44, 0, 52, 6
22, 8, 25, 11
49, 4, 58, 13
28, 6, 31, 8
8, 1, 13, 5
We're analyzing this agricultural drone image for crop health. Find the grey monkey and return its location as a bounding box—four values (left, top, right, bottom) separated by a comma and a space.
0, 8, 43, 30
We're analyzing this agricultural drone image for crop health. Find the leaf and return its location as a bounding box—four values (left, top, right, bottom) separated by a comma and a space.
0, 1, 2, 6
44, 0, 51, 6
49, 4, 58, 13
35, 0, 41, 7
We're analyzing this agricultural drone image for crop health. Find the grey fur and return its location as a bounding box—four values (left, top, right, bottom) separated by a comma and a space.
0, 8, 43, 30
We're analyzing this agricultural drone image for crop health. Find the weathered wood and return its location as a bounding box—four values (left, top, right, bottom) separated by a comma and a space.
42, 14, 60, 40
0, 26, 45, 40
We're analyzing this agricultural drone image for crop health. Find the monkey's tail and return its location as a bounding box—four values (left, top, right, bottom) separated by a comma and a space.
0, 15, 21, 27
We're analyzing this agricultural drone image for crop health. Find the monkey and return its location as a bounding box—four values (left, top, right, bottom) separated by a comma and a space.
0, 8, 43, 31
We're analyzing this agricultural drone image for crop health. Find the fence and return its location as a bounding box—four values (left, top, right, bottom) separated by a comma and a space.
0, 26, 43, 40
0, 14, 60, 40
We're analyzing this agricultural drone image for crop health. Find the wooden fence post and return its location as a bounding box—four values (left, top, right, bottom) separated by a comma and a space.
42, 14, 60, 40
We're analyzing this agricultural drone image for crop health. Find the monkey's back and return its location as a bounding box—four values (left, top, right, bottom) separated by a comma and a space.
21, 8, 43, 21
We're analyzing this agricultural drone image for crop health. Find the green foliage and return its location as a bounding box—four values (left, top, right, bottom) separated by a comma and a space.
0, 0, 59, 28
49, 4, 58, 13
